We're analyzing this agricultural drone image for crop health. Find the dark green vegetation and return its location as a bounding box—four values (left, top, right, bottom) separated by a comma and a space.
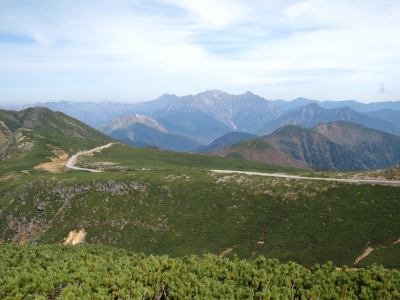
1, 243, 400, 299
0, 107, 114, 143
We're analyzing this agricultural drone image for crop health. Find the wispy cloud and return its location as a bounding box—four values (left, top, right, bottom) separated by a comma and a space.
0, 0, 399, 104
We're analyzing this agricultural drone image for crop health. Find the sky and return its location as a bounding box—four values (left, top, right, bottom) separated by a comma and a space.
0, 0, 399, 105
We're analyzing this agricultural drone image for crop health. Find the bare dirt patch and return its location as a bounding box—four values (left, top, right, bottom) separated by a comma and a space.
219, 245, 237, 258
354, 246, 374, 264
0, 174, 20, 181
64, 229, 87, 245
34, 149, 69, 173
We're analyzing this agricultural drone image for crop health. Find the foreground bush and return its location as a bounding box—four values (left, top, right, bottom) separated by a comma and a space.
0, 243, 399, 299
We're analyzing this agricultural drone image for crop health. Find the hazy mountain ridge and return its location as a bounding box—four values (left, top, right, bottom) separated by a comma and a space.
103, 115, 203, 152
154, 90, 284, 133
257, 103, 400, 136
366, 109, 400, 128
2, 91, 400, 151
272, 97, 400, 112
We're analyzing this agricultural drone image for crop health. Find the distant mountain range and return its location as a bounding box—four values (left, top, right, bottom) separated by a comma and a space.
257, 103, 400, 136
2, 91, 399, 152
271, 97, 400, 112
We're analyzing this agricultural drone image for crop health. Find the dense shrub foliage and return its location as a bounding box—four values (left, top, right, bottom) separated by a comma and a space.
1, 244, 399, 299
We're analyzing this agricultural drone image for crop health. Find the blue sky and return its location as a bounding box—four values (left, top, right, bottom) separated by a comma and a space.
0, 0, 399, 104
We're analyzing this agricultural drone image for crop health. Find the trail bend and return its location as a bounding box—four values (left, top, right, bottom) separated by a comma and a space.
65, 143, 114, 172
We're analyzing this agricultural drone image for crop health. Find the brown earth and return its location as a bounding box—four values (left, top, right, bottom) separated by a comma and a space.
218, 245, 237, 258
64, 229, 87, 245
34, 149, 69, 173
354, 246, 374, 264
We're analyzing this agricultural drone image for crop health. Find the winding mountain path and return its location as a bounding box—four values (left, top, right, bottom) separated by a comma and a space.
211, 170, 400, 186
65, 143, 114, 172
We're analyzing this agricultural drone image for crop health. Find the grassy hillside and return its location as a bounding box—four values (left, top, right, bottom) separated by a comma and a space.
1, 130, 400, 269
0, 107, 114, 143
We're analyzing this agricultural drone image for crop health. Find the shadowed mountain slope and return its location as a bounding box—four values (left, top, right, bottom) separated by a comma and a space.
199, 132, 259, 152
314, 121, 400, 170
211, 138, 311, 169
102, 114, 203, 151
262, 121, 400, 171
155, 110, 233, 141
262, 125, 365, 171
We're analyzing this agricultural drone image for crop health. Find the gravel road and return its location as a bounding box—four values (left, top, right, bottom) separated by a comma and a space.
65, 143, 114, 172
211, 170, 400, 186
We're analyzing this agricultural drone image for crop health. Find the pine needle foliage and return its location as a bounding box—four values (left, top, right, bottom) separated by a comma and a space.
1, 243, 399, 299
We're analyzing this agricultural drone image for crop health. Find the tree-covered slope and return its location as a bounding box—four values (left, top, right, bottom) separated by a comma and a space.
263, 125, 366, 171
315, 121, 400, 170
211, 138, 310, 169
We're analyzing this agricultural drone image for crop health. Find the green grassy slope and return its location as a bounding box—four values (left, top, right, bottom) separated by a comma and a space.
0, 107, 114, 143
1, 133, 399, 269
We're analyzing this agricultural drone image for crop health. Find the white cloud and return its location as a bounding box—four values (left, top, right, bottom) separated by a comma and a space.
0, 0, 399, 104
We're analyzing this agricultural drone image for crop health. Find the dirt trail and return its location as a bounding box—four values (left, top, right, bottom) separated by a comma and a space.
219, 245, 237, 258
211, 170, 400, 186
354, 246, 374, 264
65, 143, 114, 172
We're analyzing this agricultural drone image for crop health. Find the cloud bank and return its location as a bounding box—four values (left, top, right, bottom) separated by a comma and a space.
0, 0, 399, 104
